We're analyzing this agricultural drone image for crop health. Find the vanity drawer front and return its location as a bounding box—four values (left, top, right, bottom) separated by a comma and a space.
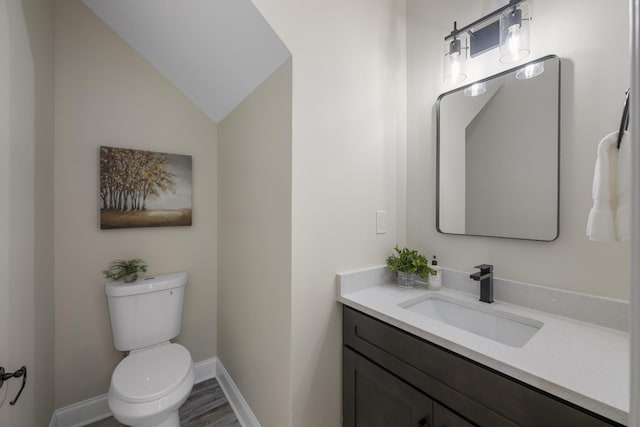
343, 306, 621, 427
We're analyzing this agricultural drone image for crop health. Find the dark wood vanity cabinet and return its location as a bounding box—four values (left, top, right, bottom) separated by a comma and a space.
342, 306, 623, 427
344, 346, 473, 427
343, 347, 434, 427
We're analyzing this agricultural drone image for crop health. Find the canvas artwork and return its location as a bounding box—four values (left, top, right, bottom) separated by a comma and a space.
100, 146, 192, 229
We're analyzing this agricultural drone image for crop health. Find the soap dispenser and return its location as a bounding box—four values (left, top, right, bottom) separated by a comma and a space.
429, 255, 442, 290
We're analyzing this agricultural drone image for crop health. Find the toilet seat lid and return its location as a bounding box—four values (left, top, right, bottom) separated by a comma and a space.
112, 343, 192, 403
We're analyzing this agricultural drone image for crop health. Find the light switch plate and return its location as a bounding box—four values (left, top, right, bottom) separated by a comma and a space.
376, 210, 386, 234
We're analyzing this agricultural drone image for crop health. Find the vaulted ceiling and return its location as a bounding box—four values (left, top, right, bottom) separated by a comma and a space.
82, 0, 291, 123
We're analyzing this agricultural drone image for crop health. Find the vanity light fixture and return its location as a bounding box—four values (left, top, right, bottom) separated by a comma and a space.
464, 82, 487, 97
515, 61, 544, 79
443, 0, 531, 83
499, 2, 531, 63
443, 22, 468, 84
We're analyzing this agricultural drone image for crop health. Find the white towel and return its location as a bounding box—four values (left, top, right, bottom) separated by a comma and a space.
616, 131, 631, 241
586, 131, 617, 241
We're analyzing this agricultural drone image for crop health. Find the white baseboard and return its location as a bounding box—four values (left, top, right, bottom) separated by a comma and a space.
194, 357, 217, 383
215, 359, 261, 427
49, 356, 219, 427
49, 393, 111, 427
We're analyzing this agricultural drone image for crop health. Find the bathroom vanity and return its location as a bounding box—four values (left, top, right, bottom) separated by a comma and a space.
338, 267, 629, 427
344, 307, 621, 426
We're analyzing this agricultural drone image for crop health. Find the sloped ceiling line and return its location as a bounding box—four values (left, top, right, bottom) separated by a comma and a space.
82, 0, 291, 123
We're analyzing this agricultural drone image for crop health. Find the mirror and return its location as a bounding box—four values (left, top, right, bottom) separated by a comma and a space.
436, 55, 560, 241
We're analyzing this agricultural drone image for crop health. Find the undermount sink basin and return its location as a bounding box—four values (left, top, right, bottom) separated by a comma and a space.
399, 294, 543, 347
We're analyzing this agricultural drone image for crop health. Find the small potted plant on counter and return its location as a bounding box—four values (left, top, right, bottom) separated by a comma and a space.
386, 245, 434, 288
103, 259, 148, 283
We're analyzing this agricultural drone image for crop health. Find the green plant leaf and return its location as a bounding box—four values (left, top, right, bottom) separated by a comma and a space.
386, 245, 434, 278
103, 259, 148, 281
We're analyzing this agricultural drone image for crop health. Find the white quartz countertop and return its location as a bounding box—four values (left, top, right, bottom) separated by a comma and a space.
338, 279, 629, 425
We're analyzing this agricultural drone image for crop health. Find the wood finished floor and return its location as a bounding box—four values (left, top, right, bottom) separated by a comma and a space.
86, 378, 241, 427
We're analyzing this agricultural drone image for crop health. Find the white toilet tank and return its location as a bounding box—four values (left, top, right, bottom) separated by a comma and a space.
106, 272, 187, 351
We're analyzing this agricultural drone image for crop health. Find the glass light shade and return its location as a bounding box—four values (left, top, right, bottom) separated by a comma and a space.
515, 61, 544, 79
443, 35, 468, 84
464, 82, 487, 97
499, 2, 530, 63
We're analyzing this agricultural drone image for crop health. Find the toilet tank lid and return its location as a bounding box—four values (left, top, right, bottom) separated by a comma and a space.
105, 272, 187, 297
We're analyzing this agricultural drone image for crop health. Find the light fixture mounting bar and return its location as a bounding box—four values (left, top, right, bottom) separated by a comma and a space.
444, 0, 525, 41
468, 21, 500, 57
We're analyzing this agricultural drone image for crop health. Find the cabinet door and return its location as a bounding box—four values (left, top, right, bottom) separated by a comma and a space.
344, 347, 433, 427
433, 402, 475, 427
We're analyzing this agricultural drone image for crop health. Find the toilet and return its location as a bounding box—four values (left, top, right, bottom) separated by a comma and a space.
105, 272, 195, 427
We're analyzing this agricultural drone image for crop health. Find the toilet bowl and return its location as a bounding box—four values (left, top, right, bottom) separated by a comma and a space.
105, 272, 194, 427
108, 343, 195, 427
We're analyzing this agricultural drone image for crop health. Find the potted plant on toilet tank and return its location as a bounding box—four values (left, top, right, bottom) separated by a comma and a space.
103, 259, 148, 283
386, 245, 433, 288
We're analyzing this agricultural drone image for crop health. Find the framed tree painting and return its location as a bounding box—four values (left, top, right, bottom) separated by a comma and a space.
100, 146, 192, 229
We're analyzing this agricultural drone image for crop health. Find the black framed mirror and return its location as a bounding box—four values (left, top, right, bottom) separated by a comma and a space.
436, 55, 560, 241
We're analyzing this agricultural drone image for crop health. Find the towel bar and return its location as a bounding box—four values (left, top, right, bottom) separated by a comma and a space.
617, 89, 630, 149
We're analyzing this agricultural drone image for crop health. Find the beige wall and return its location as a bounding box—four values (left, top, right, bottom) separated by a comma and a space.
407, 0, 630, 299
29, 0, 56, 420
0, 0, 55, 425
250, 1, 407, 425
54, 0, 218, 408
218, 59, 293, 427
0, 2, 9, 421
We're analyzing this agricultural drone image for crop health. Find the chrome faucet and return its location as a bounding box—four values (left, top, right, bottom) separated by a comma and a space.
470, 264, 494, 303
